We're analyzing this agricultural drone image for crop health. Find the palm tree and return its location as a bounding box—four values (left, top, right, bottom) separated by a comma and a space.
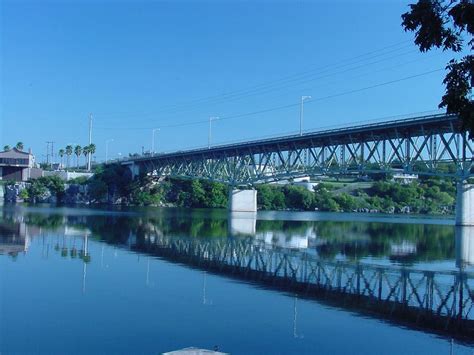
74, 145, 82, 168
58, 149, 65, 169
87, 143, 96, 171
16, 142, 24, 150
65, 145, 73, 170
82, 145, 90, 167
3, 145, 10, 151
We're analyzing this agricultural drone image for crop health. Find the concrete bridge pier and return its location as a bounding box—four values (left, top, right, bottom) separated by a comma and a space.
228, 189, 257, 213
123, 162, 140, 179
455, 183, 474, 226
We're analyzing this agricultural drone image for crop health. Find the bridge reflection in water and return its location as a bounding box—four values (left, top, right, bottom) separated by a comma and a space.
131, 215, 474, 339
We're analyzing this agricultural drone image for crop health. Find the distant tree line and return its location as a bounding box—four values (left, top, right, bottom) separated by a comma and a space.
79, 164, 456, 215
13, 163, 457, 215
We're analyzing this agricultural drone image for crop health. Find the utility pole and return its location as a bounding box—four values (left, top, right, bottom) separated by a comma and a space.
87, 113, 93, 171
300, 95, 311, 136
45, 142, 50, 166
51, 141, 55, 168
46, 141, 54, 168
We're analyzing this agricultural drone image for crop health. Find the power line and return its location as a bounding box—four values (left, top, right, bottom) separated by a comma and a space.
208, 51, 443, 116
98, 53, 442, 129
143, 46, 417, 116
93, 41, 413, 120
141, 48, 419, 119
94, 67, 444, 131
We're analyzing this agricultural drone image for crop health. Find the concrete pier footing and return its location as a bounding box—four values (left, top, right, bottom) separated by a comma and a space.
228, 189, 257, 213
455, 183, 474, 226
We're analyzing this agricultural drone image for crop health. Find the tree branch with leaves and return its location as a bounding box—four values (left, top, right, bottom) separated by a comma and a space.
402, 0, 473, 137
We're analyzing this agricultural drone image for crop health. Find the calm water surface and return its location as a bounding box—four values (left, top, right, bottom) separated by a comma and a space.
1, 204, 473, 354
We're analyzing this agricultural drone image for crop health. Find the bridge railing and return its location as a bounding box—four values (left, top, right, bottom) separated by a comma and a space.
124, 112, 456, 162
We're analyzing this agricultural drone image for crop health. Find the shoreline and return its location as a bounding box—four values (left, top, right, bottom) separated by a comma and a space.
1, 201, 455, 225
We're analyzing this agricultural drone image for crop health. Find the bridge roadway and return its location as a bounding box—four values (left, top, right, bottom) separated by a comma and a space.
121, 113, 474, 223
131, 230, 474, 340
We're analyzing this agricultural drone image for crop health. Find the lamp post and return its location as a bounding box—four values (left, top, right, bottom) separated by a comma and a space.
208, 116, 219, 149
152, 128, 160, 155
300, 95, 311, 136
105, 139, 114, 164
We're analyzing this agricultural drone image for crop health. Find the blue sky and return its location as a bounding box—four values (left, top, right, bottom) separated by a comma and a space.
0, 0, 462, 162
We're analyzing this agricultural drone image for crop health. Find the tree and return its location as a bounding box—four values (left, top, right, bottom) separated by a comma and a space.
284, 185, 315, 210
87, 178, 108, 202
26, 180, 48, 203
88, 143, 96, 171
254, 185, 291, 210
58, 149, 65, 168
190, 180, 207, 207
3, 145, 10, 151
65, 145, 73, 170
74, 145, 82, 168
16, 142, 24, 150
203, 180, 228, 208
402, 0, 473, 137
82, 145, 90, 167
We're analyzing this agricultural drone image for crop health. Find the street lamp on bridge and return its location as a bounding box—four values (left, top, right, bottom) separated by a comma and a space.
152, 128, 160, 155
208, 116, 219, 149
105, 139, 114, 164
300, 95, 311, 136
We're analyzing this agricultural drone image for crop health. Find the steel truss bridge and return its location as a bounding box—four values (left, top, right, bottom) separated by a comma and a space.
134, 233, 474, 338
123, 113, 474, 184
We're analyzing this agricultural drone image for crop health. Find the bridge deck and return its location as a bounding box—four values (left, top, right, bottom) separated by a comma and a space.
125, 113, 461, 161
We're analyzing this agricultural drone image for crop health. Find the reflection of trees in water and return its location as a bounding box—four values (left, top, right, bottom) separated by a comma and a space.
0, 208, 456, 264
315, 221, 454, 264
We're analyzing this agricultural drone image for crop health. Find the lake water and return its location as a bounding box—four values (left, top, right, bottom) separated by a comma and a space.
1, 204, 473, 354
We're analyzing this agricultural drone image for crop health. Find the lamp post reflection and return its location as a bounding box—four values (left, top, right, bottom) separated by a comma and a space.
146, 258, 150, 287
293, 295, 304, 339
202, 272, 213, 306
82, 233, 90, 295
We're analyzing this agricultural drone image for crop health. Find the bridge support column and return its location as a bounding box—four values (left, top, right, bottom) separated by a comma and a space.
455, 183, 474, 226
127, 163, 140, 180
228, 189, 257, 213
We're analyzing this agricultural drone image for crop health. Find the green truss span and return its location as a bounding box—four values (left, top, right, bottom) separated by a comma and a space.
122, 113, 474, 185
